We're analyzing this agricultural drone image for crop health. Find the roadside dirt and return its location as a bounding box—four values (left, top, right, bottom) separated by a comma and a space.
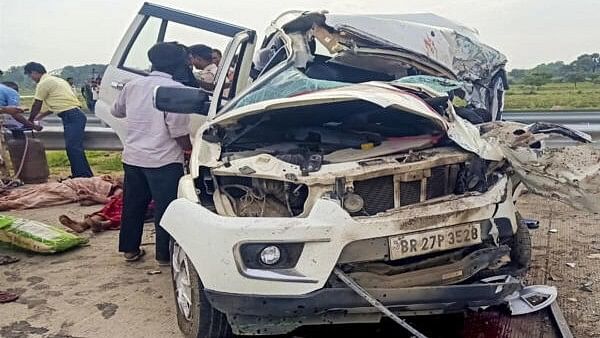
0, 204, 179, 338
0, 195, 599, 337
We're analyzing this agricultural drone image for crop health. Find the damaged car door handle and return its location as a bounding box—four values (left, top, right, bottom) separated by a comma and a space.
110, 81, 126, 90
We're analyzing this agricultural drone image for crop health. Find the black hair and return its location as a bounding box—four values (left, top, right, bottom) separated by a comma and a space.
212, 49, 222, 57
188, 44, 213, 61
148, 42, 188, 75
23, 62, 47, 75
2, 81, 18, 92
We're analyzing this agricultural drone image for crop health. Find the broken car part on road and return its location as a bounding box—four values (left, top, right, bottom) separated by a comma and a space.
333, 267, 428, 338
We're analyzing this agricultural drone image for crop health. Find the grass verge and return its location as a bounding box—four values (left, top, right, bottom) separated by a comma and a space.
46, 151, 122, 176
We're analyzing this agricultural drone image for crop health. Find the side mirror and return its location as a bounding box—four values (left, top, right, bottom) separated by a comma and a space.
154, 86, 210, 115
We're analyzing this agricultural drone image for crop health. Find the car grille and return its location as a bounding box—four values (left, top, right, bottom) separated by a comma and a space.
352, 164, 461, 216
399, 181, 421, 206
353, 176, 395, 215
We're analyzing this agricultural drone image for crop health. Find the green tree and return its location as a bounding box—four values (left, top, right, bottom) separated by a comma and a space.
564, 71, 586, 88
0, 64, 107, 94
522, 72, 551, 92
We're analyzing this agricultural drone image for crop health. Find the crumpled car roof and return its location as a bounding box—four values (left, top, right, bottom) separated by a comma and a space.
323, 13, 507, 82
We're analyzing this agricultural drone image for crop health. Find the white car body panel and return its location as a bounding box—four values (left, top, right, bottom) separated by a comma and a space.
161, 176, 512, 295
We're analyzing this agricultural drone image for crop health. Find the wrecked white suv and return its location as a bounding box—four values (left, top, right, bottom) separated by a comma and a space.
98, 4, 600, 337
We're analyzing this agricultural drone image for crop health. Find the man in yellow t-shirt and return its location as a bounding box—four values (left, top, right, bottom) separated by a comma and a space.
25, 62, 93, 177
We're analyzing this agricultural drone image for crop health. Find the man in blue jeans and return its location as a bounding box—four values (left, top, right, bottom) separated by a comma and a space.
24, 62, 93, 177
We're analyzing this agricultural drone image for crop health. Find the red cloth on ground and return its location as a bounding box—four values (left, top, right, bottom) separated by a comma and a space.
93, 195, 155, 230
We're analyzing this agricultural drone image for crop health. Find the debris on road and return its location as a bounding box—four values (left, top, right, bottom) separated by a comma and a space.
586, 253, 600, 259
147, 270, 162, 275
0, 255, 19, 265
521, 218, 540, 229
505, 284, 557, 315
0, 291, 19, 304
549, 229, 558, 233
548, 272, 563, 282
566, 298, 578, 303
580, 281, 594, 293
333, 267, 428, 338
566, 263, 576, 268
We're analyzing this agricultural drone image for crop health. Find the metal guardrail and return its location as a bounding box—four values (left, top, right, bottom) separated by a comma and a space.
36, 126, 123, 150
33, 111, 600, 151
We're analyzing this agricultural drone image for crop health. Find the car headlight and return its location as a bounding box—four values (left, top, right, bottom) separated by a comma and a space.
259, 245, 281, 265
239, 243, 304, 269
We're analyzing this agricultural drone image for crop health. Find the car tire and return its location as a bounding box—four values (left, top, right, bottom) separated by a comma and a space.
170, 240, 233, 338
475, 217, 532, 279
508, 214, 532, 273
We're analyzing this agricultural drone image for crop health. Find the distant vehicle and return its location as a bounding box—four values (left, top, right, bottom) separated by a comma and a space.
98, 3, 598, 337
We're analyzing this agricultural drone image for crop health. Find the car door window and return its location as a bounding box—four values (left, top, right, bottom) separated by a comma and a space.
120, 16, 163, 74
163, 21, 230, 54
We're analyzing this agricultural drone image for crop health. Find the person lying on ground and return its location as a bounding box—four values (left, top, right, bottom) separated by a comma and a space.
59, 193, 154, 234
0, 176, 120, 211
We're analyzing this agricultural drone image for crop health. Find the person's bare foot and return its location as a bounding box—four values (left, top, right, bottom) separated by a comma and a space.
59, 215, 89, 233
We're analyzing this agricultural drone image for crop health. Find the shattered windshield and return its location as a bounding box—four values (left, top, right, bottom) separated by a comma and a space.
233, 68, 349, 109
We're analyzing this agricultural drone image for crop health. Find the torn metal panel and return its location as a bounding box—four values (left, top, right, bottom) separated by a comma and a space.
345, 246, 510, 288
324, 14, 507, 83
480, 122, 600, 213
446, 105, 505, 161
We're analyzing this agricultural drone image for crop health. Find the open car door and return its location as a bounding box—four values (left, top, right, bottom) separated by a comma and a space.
96, 2, 255, 142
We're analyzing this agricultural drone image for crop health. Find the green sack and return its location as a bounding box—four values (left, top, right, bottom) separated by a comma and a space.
0, 215, 87, 253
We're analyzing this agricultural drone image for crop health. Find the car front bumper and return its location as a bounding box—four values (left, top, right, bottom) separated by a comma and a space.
161, 174, 517, 296
205, 278, 522, 335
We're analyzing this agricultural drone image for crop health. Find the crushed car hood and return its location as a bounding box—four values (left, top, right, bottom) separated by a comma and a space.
207, 84, 600, 214
214, 81, 448, 130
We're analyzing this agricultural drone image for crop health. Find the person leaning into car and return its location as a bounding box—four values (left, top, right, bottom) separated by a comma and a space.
110, 42, 192, 265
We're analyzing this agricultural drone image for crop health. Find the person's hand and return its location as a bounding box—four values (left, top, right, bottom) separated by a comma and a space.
32, 122, 43, 132
1, 106, 24, 115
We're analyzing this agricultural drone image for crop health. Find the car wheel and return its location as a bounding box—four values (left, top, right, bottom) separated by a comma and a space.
171, 241, 233, 338
508, 214, 532, 272
475, 217, 532, 279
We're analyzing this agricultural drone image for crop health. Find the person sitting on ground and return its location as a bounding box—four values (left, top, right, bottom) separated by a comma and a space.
111, 42, 192, 265
189, 44, 218, 91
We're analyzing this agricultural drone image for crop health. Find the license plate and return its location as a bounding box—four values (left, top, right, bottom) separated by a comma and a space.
388, 223, 482, 260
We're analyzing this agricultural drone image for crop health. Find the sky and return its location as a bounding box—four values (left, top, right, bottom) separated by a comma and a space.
1, 0, 599, 72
